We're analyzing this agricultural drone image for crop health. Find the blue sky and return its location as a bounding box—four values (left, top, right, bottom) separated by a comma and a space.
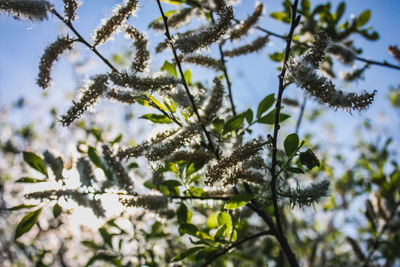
0, 0, 399, 144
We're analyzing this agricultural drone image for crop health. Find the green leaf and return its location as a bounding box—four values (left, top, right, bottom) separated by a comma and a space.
111, 134, 122, 144
85, 252, 122, 267
184, 69, 191, 84
223, 114, 245, 134
212, 118, 225, 134
161, 60, 177, 78
188, 186, 207, 197
245, 108, 253, 124
270, 12, 288, 22
16, 177, 46, 183
99, 227, 113, 248
258, 110, 290, 124
88, 146, 103, 169
15, 209, 42, 239
9, 204, 37, 211
217, 212, 231, 226
171, 246, 204, 262
257, 94, 275, 118
284, 133, 299, 157
269, 52, 285, 62
127, 162, 139, 169
177, 203, 192, 224
179, 223, 198, 236
214, 224, 227, 240
335, 2, 345, 22
357, 10, 371, 28
53, 203, 62, 218
140, 113, 173, 124
287, 167, 304, 174
224, 193, 254, 209
300, 0, 311, 15
358, 30, 379, 40
22, 151, 48, 177
299, 149, 320, 170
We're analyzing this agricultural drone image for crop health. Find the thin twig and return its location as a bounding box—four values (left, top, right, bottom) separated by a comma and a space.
51, 9, 118, 73
201, 230, 274, 266
251, 23, 400, 72
155, 0, 220, 159
210, 12, 237, 116
269, 0, 301, 266
295, 95, 307, 134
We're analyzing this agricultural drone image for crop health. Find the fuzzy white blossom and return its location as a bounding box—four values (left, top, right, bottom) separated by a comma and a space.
0, 0, 52, 21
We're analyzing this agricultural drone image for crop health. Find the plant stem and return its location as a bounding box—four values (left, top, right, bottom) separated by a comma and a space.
251, 23, 400, 72
295, 95, 307, 134
155, 0, 220, 160
51, 9, 118, 73
210, 12, 237, 116
269, 0, 301, 266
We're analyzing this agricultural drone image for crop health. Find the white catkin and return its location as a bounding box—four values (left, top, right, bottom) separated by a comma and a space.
0, 0, 52, 21
174, 5, 233, 53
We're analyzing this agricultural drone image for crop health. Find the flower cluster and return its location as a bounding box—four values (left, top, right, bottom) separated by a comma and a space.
102, 144, 133, 193
201, 77, 225, 123
63, 0, 78, 21
117, 128, 178, 160
287, 32, 376, 111
340, 64, 369, 82
326, 42, 355, 65
224, 35, 269, 58
93, 0, 138, 46
174, 5, 233, 53
388, 45, 400, 63
26, 189, 105, 217
37, 36, 75, 89
43, 150, 64, 181
205, 139, 266, 186
77, 157, 96, 187
165, 150, 214, 164
150, 7, 194, 31
145, 125, 201, 161
0, 0, 52, 21
109, 71, 179, 93
106, 88, 143, 105
60, 74, 109, 126
179, 54, 223, 71
279, 180, 330, 208
230, 2, 264, 40
121, 195, 169, 212
124, 25, 150, 73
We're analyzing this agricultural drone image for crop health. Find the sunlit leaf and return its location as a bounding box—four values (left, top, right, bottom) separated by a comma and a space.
15, 209, 42, 239
257, 94, 275, 118
140, 113, 173, 124
224, 194, 254, 209
22, 151, 48, 177
284, 133, 299, 157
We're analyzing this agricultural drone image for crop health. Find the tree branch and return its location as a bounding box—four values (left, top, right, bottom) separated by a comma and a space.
155, 0, 220, 159
50, 9, 118, 73
269, 1, 301, 266
210, 12, 237, 116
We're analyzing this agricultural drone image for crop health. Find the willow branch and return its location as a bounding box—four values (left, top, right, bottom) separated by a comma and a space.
295, 95, 307, 134
210, 12, 236, 116
50, 9, 118, 73
269, 0, 301, 266
155, 0, 220, 159
251, 23, 400, 72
